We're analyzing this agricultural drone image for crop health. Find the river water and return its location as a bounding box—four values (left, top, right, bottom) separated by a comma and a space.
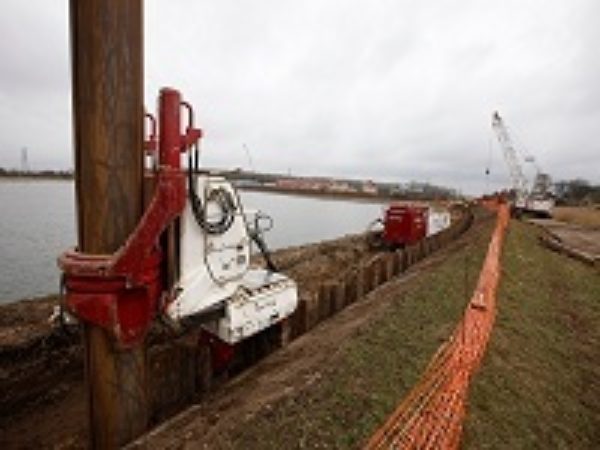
0, 179, 384, 303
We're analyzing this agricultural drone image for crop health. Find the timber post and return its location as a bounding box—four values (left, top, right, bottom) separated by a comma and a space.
70, 0, 146, 447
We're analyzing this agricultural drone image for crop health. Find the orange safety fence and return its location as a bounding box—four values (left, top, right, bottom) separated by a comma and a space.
365, 202, 510, 450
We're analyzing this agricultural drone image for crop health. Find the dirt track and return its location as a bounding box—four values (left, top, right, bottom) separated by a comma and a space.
530, 218, 600, 263
539, 220, 600, 256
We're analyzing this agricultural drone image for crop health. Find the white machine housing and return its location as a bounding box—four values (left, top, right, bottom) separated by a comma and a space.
524, 197, 554, 216
166, 173, 298, 344
427, 209, 451, 236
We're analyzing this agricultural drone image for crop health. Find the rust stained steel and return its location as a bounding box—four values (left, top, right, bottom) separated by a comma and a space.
144, 112, 158, 153
365, 201, 509, 450
59, 88, 202, 348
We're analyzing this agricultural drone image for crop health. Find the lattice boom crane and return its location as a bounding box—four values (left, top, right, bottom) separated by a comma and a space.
491, 111, 554, 217
491, 111, 528, 207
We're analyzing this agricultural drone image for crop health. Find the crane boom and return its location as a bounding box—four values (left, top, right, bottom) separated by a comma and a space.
491, 111, 554, 217
491, 111, 528, 206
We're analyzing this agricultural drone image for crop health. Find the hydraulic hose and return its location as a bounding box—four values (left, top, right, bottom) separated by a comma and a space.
249, 230, 278, 272
248, 211, 278, 272
187, 144, 235, 235
187, 144, 278, 272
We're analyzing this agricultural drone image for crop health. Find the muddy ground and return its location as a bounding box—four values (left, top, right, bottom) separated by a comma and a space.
530, 218, 600, 258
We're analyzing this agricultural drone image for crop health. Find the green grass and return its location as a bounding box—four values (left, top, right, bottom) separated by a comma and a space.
227, 215, 496, 449
463, 220, 600, 449
224, 217, 600, 449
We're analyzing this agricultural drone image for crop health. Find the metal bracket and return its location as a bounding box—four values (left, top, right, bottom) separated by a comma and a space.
58, 88, 201, 348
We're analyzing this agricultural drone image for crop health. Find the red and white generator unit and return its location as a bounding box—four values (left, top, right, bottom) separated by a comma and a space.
382, 205, 428, 247
369, 204, 450, 249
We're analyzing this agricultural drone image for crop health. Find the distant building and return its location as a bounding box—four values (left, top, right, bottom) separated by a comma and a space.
276, 178, 300, 190
329, 181, 355, 193
362, 180, 378, 195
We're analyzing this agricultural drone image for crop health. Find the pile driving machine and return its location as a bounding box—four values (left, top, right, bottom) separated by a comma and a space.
59, 88, 298, 368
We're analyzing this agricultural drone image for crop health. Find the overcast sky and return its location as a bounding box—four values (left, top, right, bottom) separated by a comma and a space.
0, 0, 598, 194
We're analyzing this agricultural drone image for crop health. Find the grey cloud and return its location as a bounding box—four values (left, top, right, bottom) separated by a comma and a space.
1, 0, 598, 193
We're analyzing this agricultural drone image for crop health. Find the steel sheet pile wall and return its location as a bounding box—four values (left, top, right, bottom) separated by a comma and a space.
288, 206, 474, 338
146, 206, 474, 427
364, 202, 509, 450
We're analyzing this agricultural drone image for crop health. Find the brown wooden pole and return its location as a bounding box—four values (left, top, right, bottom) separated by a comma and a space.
70, 0, 146, 447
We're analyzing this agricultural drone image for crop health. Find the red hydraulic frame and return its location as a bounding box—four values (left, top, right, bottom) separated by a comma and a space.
58, 88, 201, 348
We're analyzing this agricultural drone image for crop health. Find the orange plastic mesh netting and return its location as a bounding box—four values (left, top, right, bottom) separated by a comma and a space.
365, 202, 509, 450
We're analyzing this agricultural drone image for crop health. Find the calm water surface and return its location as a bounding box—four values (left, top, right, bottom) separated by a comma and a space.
0, 180, 384, 303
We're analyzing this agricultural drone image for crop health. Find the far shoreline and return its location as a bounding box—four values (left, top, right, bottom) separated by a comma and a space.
0, 173, 456, 204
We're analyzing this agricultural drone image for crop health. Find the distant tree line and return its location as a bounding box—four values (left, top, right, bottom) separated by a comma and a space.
554, 179, 600, 205
220, 168, 459, 201
377, 182, 459, 201
0, 167, 73, 179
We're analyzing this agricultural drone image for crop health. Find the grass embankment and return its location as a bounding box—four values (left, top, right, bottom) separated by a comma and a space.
553, 206, 600, 228
226, 214, 496, 449
464, 220, 600, 448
